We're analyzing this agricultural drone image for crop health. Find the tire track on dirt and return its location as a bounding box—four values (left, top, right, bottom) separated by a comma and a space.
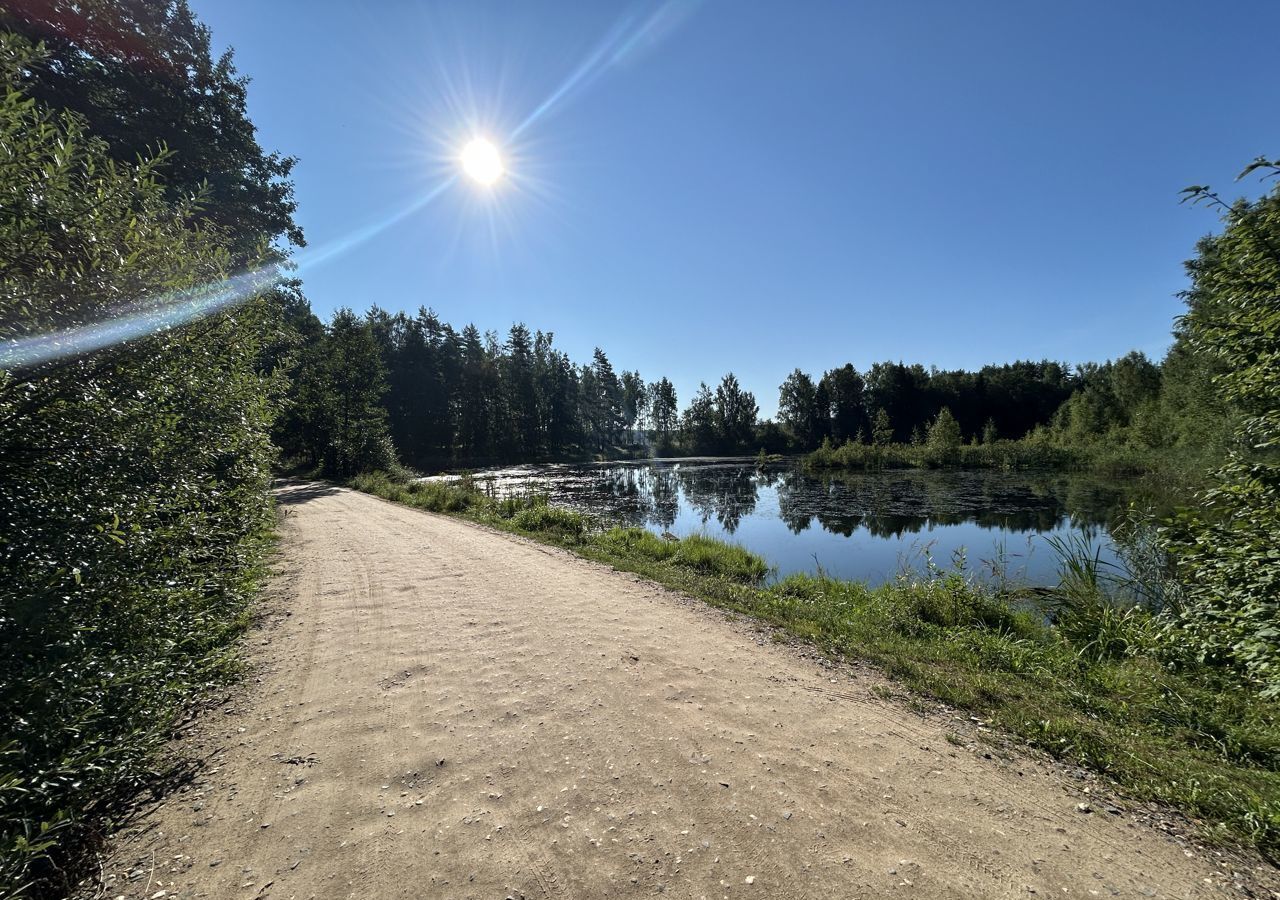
90, 483, 1266, 900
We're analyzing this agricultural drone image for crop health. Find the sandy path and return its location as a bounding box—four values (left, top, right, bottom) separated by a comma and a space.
96, 482, 1261, 899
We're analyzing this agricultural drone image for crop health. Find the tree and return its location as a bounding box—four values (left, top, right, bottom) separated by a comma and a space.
777, 369, 823, 449
321, 310, 395, 476
456, 325, 495, 457
713, 372, 759, 453
1165, 164, 1280, 696
681, 383, 717, 453
620, 370, 647, 443
503, 323, 539, 455
273, 296, 330, 466
533, 330, 578, 455
926, 406, 962, 461
1109, 351, 1161, 420
820, 364, 868, 444
583, 348, 622, 449
871, 408, 894, 446
650, 378, 679, 447
1, 0, 302, 263
866, 362, 930, 442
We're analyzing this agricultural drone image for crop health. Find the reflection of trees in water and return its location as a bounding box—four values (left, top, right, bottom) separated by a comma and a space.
498, 461, 1128, 544
776, 474, 816, 534
675, 464, 758, 533
773, 468, 1125, 539
646, 467, 680, 531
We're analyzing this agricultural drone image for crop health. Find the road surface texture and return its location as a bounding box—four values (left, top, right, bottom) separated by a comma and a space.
95, 482, 1273, 899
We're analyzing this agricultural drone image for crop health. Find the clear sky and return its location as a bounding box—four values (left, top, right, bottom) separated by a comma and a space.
193, 0, 1280, 418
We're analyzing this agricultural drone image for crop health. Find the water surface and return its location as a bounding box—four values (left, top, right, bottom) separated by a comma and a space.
459, 458, 1131, 586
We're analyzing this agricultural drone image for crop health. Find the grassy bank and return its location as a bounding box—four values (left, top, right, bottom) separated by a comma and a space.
352, 470, 1280, 860
803, 437, 1177, 477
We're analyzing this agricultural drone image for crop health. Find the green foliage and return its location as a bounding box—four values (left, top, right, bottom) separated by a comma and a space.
649, 377, 679, 448
710, 373, 759, 452
872, 408, 895, 446
777, 368, 824, 447
674, 375, 761, 455
805, 436, 1084, 472
1042, 534, 1153, 662
1163, 165, 1280, 697
278, 308, 397, 476
670, 534, 768, 582
980, 417, 999, 445
820, 364, 868, 443
1, 0, 303, 263
924, 406, 962, 464
597, 526, 678, 562
0, 32, 279, 896
679, 382, 717, 453
511, 501, 588, 538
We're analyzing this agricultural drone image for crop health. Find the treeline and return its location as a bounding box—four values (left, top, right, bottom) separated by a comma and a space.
275, 301, 1196, 473
275, 304, 767, 471
780, 346, 1229, 459
778, 360, 1076, 448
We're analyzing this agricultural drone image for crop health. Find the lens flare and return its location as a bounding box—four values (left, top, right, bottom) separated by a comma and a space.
0, 267, 282, 369
2, 2, 705, 371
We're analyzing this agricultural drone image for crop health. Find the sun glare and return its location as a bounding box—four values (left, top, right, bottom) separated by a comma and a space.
460, 138, 504, 185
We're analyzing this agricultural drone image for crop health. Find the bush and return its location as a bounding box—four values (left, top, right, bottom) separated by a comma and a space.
0, 37, 278, 896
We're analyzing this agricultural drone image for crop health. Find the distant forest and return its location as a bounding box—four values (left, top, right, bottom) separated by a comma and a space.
276, 300, 1215, 475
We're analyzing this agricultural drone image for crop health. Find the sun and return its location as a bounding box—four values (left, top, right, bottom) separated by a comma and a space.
460, 137, 504, 186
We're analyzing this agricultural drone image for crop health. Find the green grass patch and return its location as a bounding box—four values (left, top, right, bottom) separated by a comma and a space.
510, 502, 588, 537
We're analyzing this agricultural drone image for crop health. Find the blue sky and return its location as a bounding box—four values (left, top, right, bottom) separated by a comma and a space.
194, 0, 1280, 417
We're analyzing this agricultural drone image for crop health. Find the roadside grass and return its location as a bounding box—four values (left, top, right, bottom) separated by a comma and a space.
351, 470, 1280, 860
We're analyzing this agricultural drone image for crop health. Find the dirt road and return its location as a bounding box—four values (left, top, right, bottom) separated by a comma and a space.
98, 483, 1261, 899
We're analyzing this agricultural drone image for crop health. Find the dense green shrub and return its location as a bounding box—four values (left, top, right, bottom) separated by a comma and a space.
1162, 168, 1280, 697
0, 36, 280, 896
805, 436, 1083, 471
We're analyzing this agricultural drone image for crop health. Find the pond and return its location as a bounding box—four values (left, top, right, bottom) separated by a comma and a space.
453, 458, 1135, 586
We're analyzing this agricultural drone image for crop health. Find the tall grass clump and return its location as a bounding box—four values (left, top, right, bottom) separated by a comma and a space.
596, 527, 678, 562
670, 534, 769, 582
510, 501, 588, 538
1042, 533, 1153, 662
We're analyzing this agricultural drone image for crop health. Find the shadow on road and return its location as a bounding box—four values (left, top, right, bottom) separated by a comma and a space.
273, 480, 342, 506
